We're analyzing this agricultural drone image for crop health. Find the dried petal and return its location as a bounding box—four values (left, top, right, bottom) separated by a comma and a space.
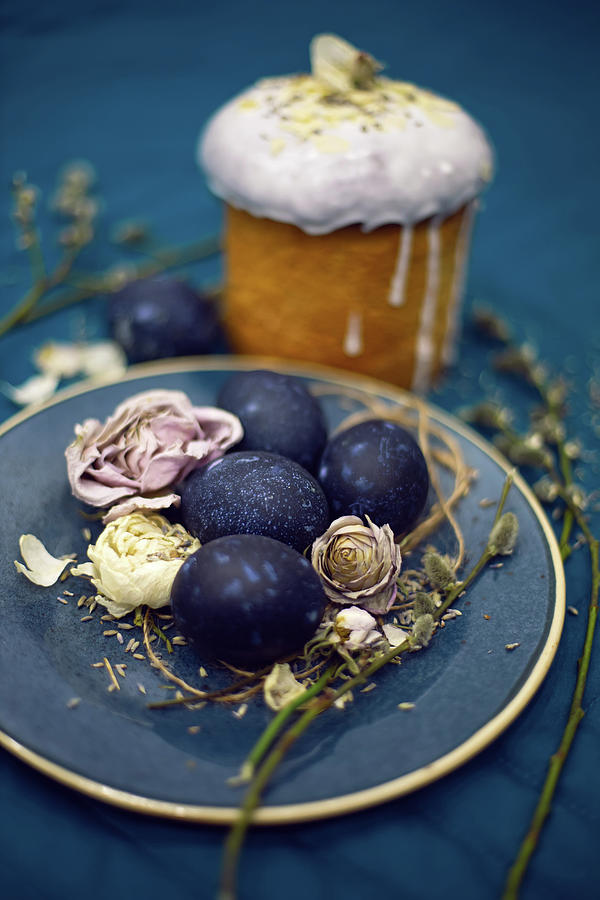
101, 491, 181, 524
310, 34, 382, 91
2, 372, 59, 406
263, 663, 306, 711
14, 534, 72, 586
382, 623, 408, 648
79, 341, 127, 377
34, 342, 83, 378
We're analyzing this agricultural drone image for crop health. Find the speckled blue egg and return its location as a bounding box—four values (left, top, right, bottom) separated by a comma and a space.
181, 451, 330, 553
216, 370, 327, 473
170, 534, 327, 668
318, 419, 429, 535
108, 275, 222, 363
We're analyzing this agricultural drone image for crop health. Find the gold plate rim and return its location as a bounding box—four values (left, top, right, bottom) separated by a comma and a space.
0, 355, 566, 825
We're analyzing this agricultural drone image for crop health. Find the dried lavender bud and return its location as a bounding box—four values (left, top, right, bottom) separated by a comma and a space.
422, 552, 455, 589
488, 512, 519, 556
413, 592, 438, 618
412, 613, 435, 648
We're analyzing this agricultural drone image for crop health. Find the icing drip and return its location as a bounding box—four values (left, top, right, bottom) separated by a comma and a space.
411, 219, 442, 392
388, 225, 413, 307
441, 200, 477, 365
343, 311, 363, 357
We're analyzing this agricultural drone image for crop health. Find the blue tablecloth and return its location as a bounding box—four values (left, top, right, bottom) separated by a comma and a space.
1, 1, 598, 897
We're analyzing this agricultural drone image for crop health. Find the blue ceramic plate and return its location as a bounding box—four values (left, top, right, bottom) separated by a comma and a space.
0, 358, 564, 824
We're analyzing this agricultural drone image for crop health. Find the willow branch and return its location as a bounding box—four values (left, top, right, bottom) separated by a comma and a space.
502, 503, 599, 898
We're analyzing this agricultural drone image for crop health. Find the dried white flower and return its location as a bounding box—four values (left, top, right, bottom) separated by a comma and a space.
2, 372, 59, 407
71, 512, 200, 617
334, 606, 382, 650
34, 340, 126, 380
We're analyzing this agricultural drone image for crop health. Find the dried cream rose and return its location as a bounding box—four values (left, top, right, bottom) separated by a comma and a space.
71, 511, 200, 617
311, 515, 402, 614
65, 388, 243, 522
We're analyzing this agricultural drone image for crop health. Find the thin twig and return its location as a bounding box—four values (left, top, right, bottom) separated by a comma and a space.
0, 235, 221, 335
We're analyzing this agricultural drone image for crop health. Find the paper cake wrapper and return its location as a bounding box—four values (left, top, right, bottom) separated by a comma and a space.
223, 202, 476, 390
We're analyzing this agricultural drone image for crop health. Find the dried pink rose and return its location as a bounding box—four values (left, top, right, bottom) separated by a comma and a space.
65, 389, 243, 522
311, 515, 402, 614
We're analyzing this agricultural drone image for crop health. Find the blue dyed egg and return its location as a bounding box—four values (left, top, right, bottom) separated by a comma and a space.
318, 419, 429, 535
216, 370, 327, 473
170, 534, 327, 668
108, 276, 221, 363
181, 451, 329, 553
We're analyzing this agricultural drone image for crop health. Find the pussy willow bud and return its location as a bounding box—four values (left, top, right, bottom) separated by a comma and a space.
495, 434, 553, 469
461, 402, 513, 431
422, 551, 455, 589
413, 592, 438, 618
412, 614, 435, 648
566, 484, 586, 510
533, 476, 559, 503
488, 512, 519, 556
472, 306, 512, 343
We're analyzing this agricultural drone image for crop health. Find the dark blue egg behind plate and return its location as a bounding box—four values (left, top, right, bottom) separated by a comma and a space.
0, 359, 564, 823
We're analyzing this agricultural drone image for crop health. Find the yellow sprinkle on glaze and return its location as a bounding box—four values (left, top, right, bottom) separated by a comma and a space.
310, 133, 351, 154
269, 138, 287, 156
244, 74, 463, 157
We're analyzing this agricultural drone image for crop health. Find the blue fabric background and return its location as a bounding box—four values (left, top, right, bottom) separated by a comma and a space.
1, 1, 598, 898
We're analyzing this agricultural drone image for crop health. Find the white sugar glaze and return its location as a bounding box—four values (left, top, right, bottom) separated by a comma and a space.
200, 74, 493, 234
343, 310, 363, 357
388, 225, 413, 307
412, 218, 442, 392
